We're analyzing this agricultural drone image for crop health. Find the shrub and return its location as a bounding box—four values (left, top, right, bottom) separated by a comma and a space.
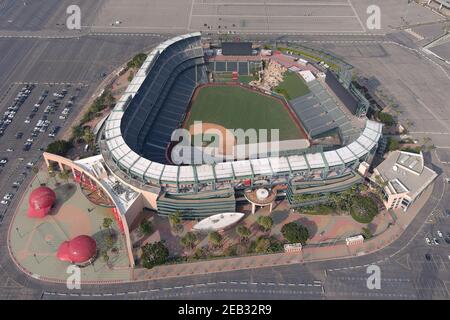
208, 231, 223, 247
350, 195, 378, 223
257, 216, 274, 232
377, 112, 395, 126
254, 236, 284, 254
361, 227, 372, 239
141, 241, 169, 269
127, 53, 147, 69
180, 232, 197, 249
387, 137, 400, 151
46, 140, 73, 156
236, 225, 251, 241
139, 219, 153, 236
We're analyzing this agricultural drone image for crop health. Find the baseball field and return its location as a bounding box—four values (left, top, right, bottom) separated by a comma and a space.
184, 85, 306, 142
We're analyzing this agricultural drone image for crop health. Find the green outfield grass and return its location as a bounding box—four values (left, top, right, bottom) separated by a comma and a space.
274, 71, 310, 100
185, 85, 305, 141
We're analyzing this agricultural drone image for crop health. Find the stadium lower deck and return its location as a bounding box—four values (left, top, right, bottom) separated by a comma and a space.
100, 32, 383, 217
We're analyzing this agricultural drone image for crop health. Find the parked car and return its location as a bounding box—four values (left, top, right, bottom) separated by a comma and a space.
3, 193, 13, 200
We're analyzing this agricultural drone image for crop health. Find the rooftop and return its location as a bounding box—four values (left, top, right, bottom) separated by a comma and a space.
373, 151, 437, 200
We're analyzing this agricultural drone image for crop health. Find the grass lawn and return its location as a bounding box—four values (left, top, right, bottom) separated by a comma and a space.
185, 85, 305, 141
275, 71, 310, 100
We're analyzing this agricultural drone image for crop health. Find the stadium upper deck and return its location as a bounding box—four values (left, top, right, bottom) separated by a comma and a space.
101, 33, 383, 190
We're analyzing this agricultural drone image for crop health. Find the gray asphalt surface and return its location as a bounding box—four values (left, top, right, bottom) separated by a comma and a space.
0, 0, 449, 301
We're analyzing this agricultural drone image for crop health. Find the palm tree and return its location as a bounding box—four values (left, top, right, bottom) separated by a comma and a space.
208, 231, 223, 248
103, 217, 114, 235
180, 232, 197, 250
169, 210, 182, 232
83, 129, 95, 146
236, 225, 251, 243
58, 170, 70, 184
327, 192, 340, 209
372, 174, 388, 200
257, 216, 273, 233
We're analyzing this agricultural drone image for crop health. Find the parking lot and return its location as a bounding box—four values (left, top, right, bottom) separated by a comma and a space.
0, 82, 87, 221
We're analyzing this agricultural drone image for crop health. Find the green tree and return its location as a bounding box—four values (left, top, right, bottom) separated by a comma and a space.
103, 217, 113, 229
359, 184, 368, 193
103, 90, 116, 109
141, 241, 170, 269
372, 174, 388, 200
83, 128, 95, 146
127, 53, 148, 69
102, 251, 110, 263
169, 210, 182, 232
350, 195, 379, 223
257, 216, 273, 232
377, 112, 395, 126
281, 222, 309, 245
223, 244, 238, 257
180, 232, 198, 250
46, 140, 73, 156
332, 186, 358, 211
236, 225, 251, 242
71, 126, 84, 141
254, 237, 270, 253
139, 219, 153, 236
127, 71, 134, 82
58, 170, 70, 183
387, 137, 400, 151
361, 227, 372, 239
208, 231, 223, 248
103, 217, 114, 236
104, 233, 114, 249
193, 247, 207, 260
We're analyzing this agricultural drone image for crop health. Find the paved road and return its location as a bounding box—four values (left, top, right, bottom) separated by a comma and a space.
0, 0, 449, 300
1, 35, 449, 299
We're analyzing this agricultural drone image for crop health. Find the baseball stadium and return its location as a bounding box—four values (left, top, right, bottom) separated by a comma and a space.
41, 32, 383, 267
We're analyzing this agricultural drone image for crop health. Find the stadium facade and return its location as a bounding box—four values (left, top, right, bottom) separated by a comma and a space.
43, 32, 383, 266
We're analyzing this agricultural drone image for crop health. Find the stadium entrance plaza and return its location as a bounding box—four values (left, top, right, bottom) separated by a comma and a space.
8, 165, 432, 282
9, 169, 132, 283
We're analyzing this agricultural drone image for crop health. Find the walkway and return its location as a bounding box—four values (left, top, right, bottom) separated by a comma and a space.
132, 184, 433, 281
